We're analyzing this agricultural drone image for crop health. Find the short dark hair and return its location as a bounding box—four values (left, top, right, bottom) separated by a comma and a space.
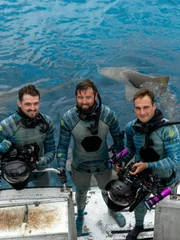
18, 85, 40, 101
75, 79, 98, 96
133, 88, 155, 104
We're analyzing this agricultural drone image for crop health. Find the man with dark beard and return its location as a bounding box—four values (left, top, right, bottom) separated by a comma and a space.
0, 85, 55, 190
57, 79, 125, 236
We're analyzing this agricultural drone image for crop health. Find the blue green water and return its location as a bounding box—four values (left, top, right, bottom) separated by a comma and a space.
0, 0, 180, 187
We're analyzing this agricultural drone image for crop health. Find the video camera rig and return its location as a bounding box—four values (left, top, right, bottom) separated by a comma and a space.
105, 147, 171, 211
0, 142, 40, 190
0, 142, 68, 191
0, 142, 39, 171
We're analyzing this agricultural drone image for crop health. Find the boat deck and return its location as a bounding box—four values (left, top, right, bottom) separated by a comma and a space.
76, 187, 155, 240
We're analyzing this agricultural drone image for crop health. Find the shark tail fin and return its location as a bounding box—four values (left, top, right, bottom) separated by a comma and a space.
154, 76, 169, 85
125, 85, 139, 101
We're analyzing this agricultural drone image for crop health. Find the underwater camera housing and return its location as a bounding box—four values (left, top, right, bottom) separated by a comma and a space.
0, 142, 39, 190
105, 158, 171, 212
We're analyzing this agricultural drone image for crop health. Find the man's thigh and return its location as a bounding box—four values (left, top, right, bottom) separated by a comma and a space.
95, 168, 112, 190
71, 167, 91, 191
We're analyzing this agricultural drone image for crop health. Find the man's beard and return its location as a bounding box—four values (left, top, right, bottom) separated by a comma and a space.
27, 110, 38, 119
17, 107, 38, 120
77, 105, 95, 115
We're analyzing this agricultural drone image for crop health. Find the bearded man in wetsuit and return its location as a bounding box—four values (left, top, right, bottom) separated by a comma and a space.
57, 79, 125, 236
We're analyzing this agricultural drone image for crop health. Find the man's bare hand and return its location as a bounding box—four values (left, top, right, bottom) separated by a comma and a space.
115, 162, 125, 173
129, 162, 147, 175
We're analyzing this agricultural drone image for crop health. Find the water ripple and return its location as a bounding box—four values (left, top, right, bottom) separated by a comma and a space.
0, 0, 179, 122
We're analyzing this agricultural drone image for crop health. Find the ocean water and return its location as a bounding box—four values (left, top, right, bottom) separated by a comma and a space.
0, 0, 180, 187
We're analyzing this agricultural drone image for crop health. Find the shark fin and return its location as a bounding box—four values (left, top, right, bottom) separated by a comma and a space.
154, 76, 169, 85
125, 85, 139, 101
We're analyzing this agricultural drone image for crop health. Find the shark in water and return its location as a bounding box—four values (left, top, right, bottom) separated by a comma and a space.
98, 67, 169, 100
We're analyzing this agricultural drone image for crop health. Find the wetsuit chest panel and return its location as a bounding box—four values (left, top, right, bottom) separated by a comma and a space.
10, 127, 46, 157
72, 119, 109, 153
81, 136, 102, 152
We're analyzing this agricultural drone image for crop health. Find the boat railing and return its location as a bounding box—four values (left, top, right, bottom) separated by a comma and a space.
0, 167, 67, 191
33, 168, 67, 191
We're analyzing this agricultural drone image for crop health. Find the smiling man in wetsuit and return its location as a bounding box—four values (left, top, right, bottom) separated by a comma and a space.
115, 88, 180, 240
57, 79, 125, 236
0, 85, 55, 190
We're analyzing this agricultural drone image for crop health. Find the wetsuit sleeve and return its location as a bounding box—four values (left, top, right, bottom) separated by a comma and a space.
109, 110, 124, 152
42, 118, 55, 164
0, 117, 14, 170
57, 118, 71, 169
0, 117, 13, 141
146, 125, 180, 170
120, 122, 136, 164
